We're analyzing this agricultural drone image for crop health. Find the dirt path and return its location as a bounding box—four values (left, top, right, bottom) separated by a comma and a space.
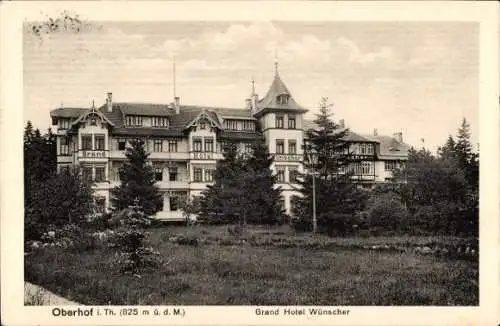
24, 282, 81, 305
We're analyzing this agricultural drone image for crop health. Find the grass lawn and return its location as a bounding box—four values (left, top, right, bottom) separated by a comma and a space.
25, 225, 478, 306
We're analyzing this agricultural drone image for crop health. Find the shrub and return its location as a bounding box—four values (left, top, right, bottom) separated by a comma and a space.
364, 192, 408, 233
111, 246, 162, 274
318, 212, 359, 237
110, 208, 152, 228
289, 216, 312, 233
108, 228, 145, 252
175, 235, 199, 246
83, 212, 113, 231
25, 170, 94, 241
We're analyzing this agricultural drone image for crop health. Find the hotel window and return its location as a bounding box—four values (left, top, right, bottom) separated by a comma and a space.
277, 94, 289, 105
152, 117, 169, 128
243, 121, 254, 131
359, 144, 373, 155
169, 167, 178, 181
60, 165, 70, 175
289, 168, 299, 183
244, 143, 253, 154
95, 197, 106, 213
82, 166, 93, 183
275, 115, 284, 129
288, 140, 297, 154
126, 116, 143, 127
288, 116, 296, 129
279, 198, 286, 211
95, 135, 105, 150
193, 138, 203, 152
385, 161, 397, 171
89, 116, 97, 126
193, 168, 203, 182
81, 135, 92, 150
170, 196, 179, 211
219, 141, 228, 153
113, 163, 123, 181
276, 140, 285, 154
290, 195, 298, 212
156, 197, 164, 212
95, 166, 105, 182
58, 118, 70, 130
155, 168, 163, 181
205, 138, 214, 152
153, 139, 163, 152
225, 120, 238, 130
276, 168, 285, 183
362, 162, 372, 175
168, 140, 178, 152
205, 169, 214, 182
118, 139, 126, 151
60, 137, 70, 155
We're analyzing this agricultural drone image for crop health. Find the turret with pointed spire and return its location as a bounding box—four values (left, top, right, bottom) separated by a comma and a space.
252, 57, 307, 117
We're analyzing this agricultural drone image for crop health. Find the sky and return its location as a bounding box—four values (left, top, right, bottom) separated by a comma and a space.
23, 21, 479, 153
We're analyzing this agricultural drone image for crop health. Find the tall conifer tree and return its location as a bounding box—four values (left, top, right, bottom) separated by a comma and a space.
244, 137, 284, 224
293, 98, 367, 234
110, 139, 162, 215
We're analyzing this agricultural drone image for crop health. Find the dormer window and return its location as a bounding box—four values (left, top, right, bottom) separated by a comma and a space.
277, 94, 289, 105
242, 120, 254, 131
58, 118, 70, 130
199, 121, 206, 130
126, 116, 143, 127
224, 120, 238, 130
152, 117, 169, 128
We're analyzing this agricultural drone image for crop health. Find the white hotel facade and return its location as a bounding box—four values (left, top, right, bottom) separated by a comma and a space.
50, 65, 409, 220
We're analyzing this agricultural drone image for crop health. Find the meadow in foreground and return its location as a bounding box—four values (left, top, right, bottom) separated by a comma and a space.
25, 225, 478, 306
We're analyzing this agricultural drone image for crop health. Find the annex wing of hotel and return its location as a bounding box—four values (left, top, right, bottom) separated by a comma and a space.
50, 60, 409, 220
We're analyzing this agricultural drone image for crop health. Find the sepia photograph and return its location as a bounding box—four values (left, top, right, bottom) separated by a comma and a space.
1, 1, 498, 325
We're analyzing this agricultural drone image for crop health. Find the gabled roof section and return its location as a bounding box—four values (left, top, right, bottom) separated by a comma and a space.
72, 103, 115, 127
185, 108, 223, 129
255, 73, 307, 114
52, 101, 259, 136
215, 108, 255, 120
50, 107, 88, 118
303, 119, 376, 143
113, 102, 174, 117
364, 134, 410, 160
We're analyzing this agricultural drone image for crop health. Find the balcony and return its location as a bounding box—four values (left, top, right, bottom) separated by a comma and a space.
149, 152, 190, 160
155, 180, 189, 190
350, 175, 376, 181
109, 150, 190, 161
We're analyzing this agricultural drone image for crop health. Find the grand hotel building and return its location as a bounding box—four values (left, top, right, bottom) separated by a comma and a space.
50, 65, 409, 220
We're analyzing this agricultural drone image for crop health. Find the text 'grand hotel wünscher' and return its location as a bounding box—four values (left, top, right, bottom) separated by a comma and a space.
50, 64, 409, 220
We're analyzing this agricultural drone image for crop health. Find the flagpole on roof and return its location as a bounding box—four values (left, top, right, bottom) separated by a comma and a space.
173, 55, 176, 99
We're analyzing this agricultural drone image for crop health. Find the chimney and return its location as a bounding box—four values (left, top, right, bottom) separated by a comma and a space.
373, 128, 378, 136
174, 96, 180, 114
393, 132, 403, 143
106, 92, 113, 112
338, 119, 345, 129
